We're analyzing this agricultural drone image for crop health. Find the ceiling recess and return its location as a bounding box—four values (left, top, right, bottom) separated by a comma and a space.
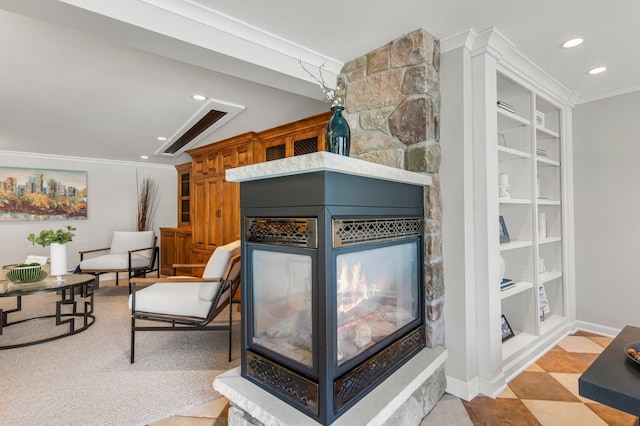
156, 99, 245, 157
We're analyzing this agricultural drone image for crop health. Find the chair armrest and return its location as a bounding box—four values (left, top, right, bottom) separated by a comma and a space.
171, 263, 207, 269
129, 277, 222, 284
128, 246, 155, 254
78, 247, 110, 255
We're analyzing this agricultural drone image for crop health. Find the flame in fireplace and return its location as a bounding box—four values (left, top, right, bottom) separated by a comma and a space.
337, 260, 377, 314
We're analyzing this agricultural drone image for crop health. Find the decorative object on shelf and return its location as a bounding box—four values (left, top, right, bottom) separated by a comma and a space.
299, 59, 350, 156
498, 131, 507, 147
137, 174, 159, 231
538, 256, 547, 274
27, 225, 76, 282
499, 216, 511, 244
498, 173, 511, 198
539, 283, 550, 320
500, 279, 515, 291
501, 314, 515, 342
535, 110, 545, 127
497, 100, 515, 114
3, 263, 47, 284
538, 212, 547, 238
325, 104, 350, 156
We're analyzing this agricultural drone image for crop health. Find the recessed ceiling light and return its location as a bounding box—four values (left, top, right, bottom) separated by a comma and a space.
562, 38, 584, 48
157, 136, 167, 141
588, 66, 607, 75
192, 94, 206, 101
140, 155, 149, 159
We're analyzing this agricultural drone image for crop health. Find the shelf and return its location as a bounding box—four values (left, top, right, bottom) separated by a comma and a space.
498, 146, 531, 160
499, 198, 531, 205
537, 199, 561, 206
536, 125, 559, 139
538, 236, 561, 245
502, 331, 537, 361
500, 240, 532, 251
501, 281, 533, 300
537, 156, 560, 167
539, 270, 562, 284
498, 108, 530, 129
539, 314, 566, 336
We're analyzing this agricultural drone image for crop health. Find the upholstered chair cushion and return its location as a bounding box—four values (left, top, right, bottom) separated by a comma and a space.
110, 231, 155, 259
80, 253, 151, 271
200, 240, 241, 301
129, 282, 217, 319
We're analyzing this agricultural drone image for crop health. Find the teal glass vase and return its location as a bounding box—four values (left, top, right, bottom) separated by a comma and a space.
325, 106, 350, 156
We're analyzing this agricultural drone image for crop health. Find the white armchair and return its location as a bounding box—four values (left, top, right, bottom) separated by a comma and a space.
79, 231, 159, 292
128, 239, 241, 363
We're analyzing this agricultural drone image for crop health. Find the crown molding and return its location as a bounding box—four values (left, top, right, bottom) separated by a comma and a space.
577, 82, 640, 105
0, 150, 175, 169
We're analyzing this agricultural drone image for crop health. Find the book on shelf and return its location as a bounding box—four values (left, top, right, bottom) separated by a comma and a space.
536, 148, 547, 157
497, 101, 516, 114
500, 278, 516, 291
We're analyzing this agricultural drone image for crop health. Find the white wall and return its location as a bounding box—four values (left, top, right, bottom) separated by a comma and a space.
0, 151, 177, 271
573, 90, 640, 329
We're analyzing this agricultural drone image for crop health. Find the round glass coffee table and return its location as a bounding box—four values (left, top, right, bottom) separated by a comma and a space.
0, 273, 96, 349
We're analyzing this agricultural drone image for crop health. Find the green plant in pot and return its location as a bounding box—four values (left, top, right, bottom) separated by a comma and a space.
27, 225, 76, 280
27, 225, 76, 247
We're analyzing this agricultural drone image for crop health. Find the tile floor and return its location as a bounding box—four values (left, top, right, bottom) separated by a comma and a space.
151, 331, 638, 425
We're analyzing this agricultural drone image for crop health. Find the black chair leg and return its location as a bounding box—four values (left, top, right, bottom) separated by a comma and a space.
228, 302, 232, 362
131, 317, 136, 363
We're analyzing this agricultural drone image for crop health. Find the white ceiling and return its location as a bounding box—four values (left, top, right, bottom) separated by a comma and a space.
1, 0, 638, 165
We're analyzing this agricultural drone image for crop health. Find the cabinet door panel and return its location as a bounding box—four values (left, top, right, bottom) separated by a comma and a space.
192, 179, 208, 249
206, 176, 222, 251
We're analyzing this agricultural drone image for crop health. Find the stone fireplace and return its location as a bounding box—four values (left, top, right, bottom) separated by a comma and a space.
214, 28, 446, 425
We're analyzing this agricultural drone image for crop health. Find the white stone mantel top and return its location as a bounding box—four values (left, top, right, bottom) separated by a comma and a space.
226, 152, 433, 187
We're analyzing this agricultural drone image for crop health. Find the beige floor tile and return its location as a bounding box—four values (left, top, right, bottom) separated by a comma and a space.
178, 397, 229, 418
522, 400, 609, 426
557, 336, 605, 354
548, 373, 597, 403
526, 362, 546, 372
589, 336, 613, 348
497, 386, 518, 399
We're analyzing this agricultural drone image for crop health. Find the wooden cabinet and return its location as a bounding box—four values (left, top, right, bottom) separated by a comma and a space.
175, 162, 192, 228
187, 132, 257, 257
255, 112, 330, 162
159, 228, 192, 276
163, 114, 330, 278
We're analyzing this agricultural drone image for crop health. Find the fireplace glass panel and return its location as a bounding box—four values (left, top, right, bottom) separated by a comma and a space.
251, 250, 313, 367
336, 242, 418, 366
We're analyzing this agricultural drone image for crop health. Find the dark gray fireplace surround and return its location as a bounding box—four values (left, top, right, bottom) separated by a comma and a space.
216, 152, 447, 426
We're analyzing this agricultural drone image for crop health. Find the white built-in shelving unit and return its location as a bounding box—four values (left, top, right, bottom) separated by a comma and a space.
497, 71, 568, 369
439, 27, 576, 400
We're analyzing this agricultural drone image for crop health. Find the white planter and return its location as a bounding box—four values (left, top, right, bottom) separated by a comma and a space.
50, 242, 68, 277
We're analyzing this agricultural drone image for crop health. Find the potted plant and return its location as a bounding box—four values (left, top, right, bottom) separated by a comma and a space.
27, 225, 76, 281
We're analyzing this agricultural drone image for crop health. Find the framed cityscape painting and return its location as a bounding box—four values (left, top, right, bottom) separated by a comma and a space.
0, 167, 87, 222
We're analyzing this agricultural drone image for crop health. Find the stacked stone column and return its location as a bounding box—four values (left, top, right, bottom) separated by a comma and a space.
339, 28, 444, 348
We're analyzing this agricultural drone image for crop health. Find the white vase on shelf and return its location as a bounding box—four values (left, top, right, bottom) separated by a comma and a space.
50, 242, 67, 282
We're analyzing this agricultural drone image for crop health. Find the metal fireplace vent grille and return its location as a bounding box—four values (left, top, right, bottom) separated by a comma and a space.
246, 218, 318, 248
332, 217, 422, 248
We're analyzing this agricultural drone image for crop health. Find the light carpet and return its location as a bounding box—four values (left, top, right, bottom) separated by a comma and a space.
0, 280, 241, 426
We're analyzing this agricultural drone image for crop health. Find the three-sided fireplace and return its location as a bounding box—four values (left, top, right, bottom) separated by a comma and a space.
238, 168, 427, 425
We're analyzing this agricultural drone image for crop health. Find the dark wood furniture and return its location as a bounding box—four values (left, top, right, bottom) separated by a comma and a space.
160, 112, 330, 274
579, 325, 640, 420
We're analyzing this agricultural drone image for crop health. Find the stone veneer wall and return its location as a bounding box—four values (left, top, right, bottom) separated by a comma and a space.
340, 28, 444, 349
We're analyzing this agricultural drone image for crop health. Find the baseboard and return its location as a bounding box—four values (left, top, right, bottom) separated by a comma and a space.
445, 374, 479, 401
572, 321, 620, 338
